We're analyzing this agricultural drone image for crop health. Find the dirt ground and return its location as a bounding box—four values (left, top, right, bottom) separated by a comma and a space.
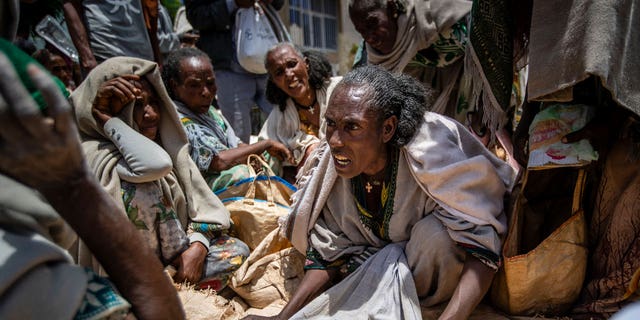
176, 284, 571, 320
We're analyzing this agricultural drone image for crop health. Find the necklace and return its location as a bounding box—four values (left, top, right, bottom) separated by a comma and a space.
350, 147, 399, 241
362, 161, 388, 193
364, 178, 383, 193
294, 97, 317, 115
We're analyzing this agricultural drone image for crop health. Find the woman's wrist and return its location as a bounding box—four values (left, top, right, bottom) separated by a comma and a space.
91, 103, 112, 126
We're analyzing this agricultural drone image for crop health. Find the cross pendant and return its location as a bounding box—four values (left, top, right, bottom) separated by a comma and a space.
365, 181, 373, 193
309, 106, 315, 114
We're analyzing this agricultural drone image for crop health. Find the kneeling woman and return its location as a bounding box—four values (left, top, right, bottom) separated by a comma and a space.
248, 66, 516, 319
162, 48, 293, 191
71, 57, 249, 291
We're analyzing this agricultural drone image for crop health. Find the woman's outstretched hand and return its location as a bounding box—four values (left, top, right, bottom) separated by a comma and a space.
266, 140, 294, 163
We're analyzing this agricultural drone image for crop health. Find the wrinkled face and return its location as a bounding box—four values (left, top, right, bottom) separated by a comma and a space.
49, 54, 72, 87
325, 83, 396, 178
172, 56, 216, 114
266, 45, 311, 100
133, 79, 161, 141
349, 4, 398, 54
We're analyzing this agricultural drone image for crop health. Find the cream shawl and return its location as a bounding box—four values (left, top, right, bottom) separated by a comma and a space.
258, 76, 342, 166
366, 0, 471, 73
286, 112, 515, 260
70, 58, 230, 270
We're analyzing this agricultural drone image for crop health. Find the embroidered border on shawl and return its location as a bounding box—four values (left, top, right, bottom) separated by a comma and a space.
304, 247, 347, 270
457, 242, 501, 270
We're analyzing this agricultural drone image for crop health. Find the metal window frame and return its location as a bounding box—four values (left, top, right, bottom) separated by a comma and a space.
289, 0, 338, 52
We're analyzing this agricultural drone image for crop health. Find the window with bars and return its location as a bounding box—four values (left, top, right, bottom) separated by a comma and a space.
289, 0, 338, 51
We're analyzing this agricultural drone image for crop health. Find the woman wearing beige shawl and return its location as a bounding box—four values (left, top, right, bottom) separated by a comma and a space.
71, 57, 249, 290
244, 66, 515, 320
259, 43, 341, 179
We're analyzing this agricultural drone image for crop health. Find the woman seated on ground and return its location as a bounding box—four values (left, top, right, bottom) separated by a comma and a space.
162, 47, 292, 191
259, 43, 341, 179
71, 56, 249, 291
245, 66, 516, 319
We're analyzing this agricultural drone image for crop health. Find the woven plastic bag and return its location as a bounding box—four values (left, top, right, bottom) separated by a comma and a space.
215, 155, 296, 250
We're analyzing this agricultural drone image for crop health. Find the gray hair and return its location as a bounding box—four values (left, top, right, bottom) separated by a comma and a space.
263, 42, 303, 70
336, 65, 429, 147
264, 42, 333, 112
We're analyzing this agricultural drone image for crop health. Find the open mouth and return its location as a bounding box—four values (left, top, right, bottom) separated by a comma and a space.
288, 79, 300, 89
333, 153, 351, 167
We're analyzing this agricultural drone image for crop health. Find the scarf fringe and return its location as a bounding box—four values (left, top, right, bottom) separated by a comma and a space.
464, 43, 509, 141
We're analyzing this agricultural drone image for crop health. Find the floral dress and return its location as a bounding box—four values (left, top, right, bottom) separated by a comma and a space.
121, 180, 249, 291
178, 105, 251, 192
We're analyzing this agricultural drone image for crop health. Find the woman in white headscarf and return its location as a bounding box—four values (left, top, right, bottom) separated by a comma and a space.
349, 0, 470, 116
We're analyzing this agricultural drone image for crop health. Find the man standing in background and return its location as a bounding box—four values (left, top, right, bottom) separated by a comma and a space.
63, 0, 162, 74
185, 0, 284, 143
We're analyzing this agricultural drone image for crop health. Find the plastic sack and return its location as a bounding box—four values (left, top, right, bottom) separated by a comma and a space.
528, 103, 598, 167
235, 2, 278, 74
230, 227, 305, 308
215, 155, 296, 250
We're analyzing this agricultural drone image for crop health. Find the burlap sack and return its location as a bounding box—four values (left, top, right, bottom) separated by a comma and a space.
230, 227, 305, 308
490, 168, 588, 315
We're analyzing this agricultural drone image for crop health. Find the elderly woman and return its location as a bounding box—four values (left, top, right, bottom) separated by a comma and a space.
71, 56, 249, 291
162, 48, 292, 191
259, 43, 341, 177
245, 66, 516, 319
